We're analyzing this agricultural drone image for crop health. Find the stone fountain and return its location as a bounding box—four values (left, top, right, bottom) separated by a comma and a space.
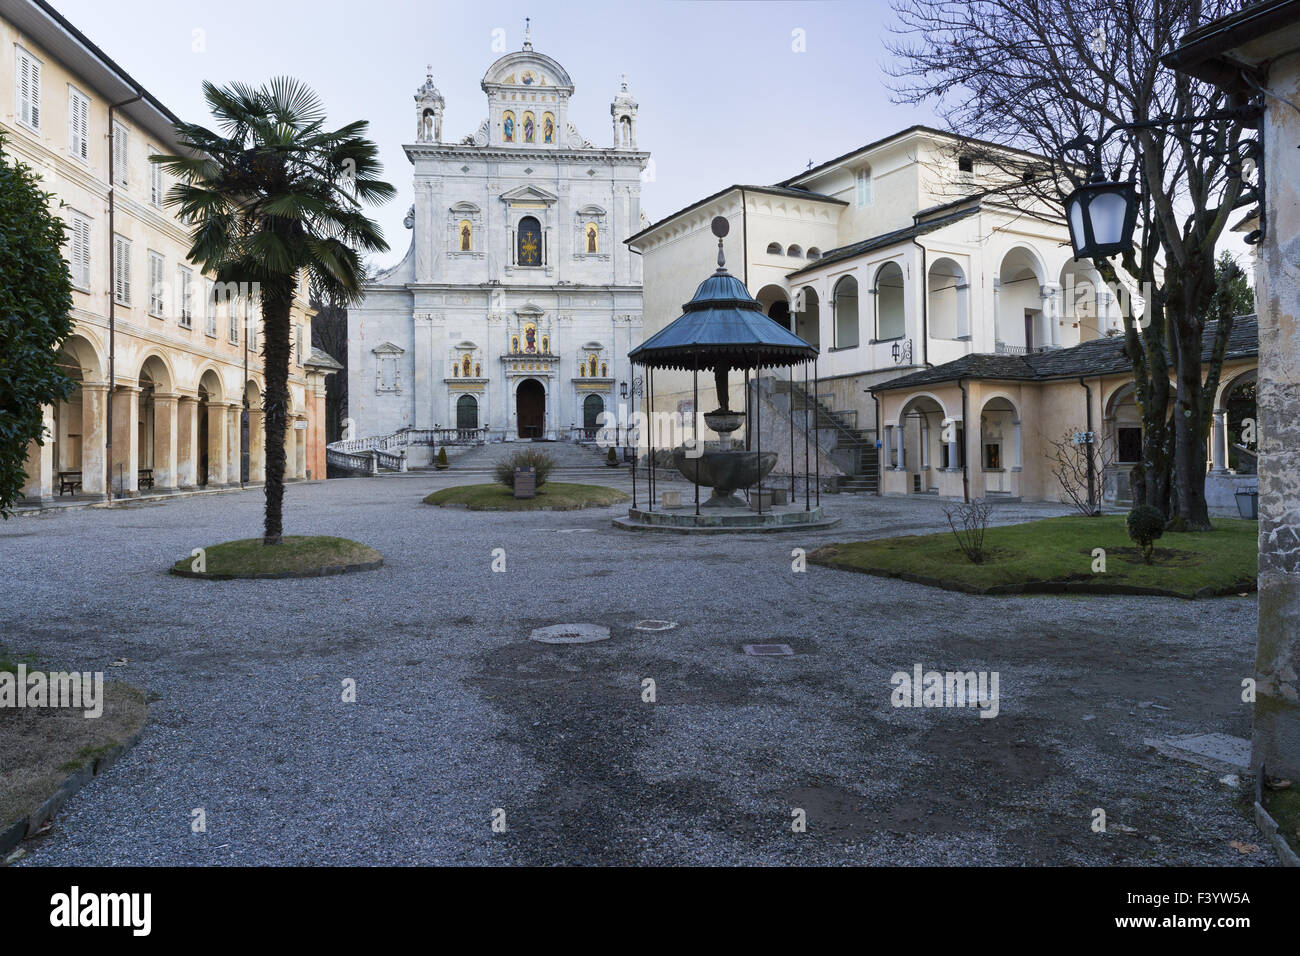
615, 217, 837, 533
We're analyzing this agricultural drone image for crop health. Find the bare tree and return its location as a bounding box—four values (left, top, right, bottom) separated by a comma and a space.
945, 499, 993, 563
889, 0, 1258, 531
1047, 429, 1116, 516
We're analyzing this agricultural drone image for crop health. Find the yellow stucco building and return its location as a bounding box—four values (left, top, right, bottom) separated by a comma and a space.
4, 0, 335, 506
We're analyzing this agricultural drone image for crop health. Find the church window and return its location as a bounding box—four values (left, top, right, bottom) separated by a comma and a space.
766, 242, 783, 255
788, 245, 803, 257
503, 111, 515, 142
523, 112, 535, 143
517, 216, 542, 266
585, 222, 599, 253
543, 112, 555, 143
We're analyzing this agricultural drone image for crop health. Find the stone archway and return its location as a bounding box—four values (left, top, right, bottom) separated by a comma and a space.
516, 378, 545, 438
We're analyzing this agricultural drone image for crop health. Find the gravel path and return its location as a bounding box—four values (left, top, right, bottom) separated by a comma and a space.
0, 462, 1273, 865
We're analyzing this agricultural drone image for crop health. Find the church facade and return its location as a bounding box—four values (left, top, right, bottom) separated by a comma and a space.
348, 37, 649, 451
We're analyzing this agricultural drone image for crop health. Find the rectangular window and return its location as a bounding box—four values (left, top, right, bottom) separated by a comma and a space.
112, 121, 129, 186
296, 324, 305, 365
16, 46, 41, 130
229, 295, 240, 344
149, 153, 164, 207
248, 289, 259, 351
1118, 427, 1143, 464
855, 168, 872, 207
148, 251, 165, 316
112, 234, 131, 305
205, 281, 218, 337
69, 213, 91, 290
69, 87, 89, 161
984, 443, 1001, 470
177, 267, 193, 328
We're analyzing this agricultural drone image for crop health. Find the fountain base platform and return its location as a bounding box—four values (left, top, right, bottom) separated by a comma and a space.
613, 502, 838, 534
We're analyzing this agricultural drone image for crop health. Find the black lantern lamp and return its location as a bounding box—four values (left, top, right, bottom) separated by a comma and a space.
890, 341, 900, 363
1064, 175, 1139, 260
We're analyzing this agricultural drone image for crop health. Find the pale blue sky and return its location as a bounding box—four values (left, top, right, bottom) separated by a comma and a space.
53, 0, 935, 267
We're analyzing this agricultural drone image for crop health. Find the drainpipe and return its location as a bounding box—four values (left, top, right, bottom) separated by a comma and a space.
958, 376, 970, 503
106, 92, 144, 502
871, 389, 882, 496
1079, 376, 1097, 514
912, 238, 928, 367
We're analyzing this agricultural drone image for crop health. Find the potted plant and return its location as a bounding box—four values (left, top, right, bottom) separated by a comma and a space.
435, 447, 449, 470
606, 446, 620, 467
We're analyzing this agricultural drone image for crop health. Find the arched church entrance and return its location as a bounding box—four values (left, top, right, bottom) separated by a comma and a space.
516, 378, 545, 438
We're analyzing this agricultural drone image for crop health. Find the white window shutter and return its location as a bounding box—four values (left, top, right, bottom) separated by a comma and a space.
112, 123, 128, 185
75, 216, 91, 288
69, 90, 89, 161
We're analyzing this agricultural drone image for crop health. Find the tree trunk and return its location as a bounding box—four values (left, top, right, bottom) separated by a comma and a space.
261, 280, 294, 546
1166, 258, 1219, 532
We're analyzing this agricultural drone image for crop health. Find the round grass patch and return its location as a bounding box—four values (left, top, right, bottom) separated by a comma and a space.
169, 535, 383, 580
423, 482, 629, 512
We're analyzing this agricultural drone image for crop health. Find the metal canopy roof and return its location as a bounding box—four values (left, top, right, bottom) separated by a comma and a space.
628, 269, 819, 371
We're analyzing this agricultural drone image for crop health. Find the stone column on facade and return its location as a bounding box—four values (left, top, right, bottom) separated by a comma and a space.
895, 424, 905, 472
1041, 283, 1061, 347
1212, 408, 1229, 472
110, 384, 140, 497
1252, 53, 1300, 781
153, 392, 180, 491
992, 277, 1002, 349
21, 405, 55, 503
228, 403, 244, 484
207, 400, 228, 486
947, 422, 961, 473
177, 396, 198, 489
1012, 418, 1023, 472
414, 312, 433, 429
919, 418, 930, 471
80, 384, 109, 497
249, 403, 265, 483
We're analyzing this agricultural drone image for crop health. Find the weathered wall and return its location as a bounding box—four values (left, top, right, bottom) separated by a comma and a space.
1253, 51, 1300, 779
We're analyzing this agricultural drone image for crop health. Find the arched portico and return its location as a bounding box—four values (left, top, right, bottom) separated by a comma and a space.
757, 284, 792, 331
895, 394, 947, 493
928, 257, 969, 340
138, 353, 178, 491
997, 246, 1048, 352
978, 395, 1022, 496
793, 286, 820, 347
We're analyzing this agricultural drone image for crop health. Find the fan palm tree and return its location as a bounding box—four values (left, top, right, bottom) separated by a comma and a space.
154, 78, 394, 545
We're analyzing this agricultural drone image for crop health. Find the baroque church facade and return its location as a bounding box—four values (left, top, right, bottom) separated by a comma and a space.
348, 35, 649, 449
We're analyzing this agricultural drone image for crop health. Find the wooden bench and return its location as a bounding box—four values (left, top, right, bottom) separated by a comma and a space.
58, 471, 82, 496
138, 468, 154, 490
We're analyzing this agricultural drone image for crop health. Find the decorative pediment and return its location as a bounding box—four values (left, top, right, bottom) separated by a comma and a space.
450, 201, 481, 214
515, 303, 545, 318
582, 341, 604, 351
372, 342, 405, 355
576, 204, 606, 217
500, 184, 559, 205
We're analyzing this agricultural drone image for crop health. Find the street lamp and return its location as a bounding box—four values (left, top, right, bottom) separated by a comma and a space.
618, 376, 643, 447
1064, 175, 1139, 260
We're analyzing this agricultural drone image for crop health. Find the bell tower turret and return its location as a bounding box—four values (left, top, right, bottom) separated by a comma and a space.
414, 66, 444, 143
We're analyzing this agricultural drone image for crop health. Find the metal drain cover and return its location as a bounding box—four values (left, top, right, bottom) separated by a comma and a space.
744, 643, 793, 656
530, 624, 611, 645
633, 620, 678, 632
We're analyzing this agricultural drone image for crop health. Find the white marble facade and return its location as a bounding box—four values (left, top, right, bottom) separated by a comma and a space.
349, 36, 649, 444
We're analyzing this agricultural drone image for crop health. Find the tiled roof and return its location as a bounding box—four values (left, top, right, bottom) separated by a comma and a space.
872, 315, 1259, 392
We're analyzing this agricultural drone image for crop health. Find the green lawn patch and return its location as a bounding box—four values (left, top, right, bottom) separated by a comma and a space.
809, 515, 1257, 598
169, 535, 383, 579
423, 482, 629, 512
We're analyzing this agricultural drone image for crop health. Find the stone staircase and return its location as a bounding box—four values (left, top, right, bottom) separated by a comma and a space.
774, 379, 879, 494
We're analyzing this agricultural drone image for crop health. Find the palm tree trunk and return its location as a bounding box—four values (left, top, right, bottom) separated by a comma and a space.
261, 281, 294, 545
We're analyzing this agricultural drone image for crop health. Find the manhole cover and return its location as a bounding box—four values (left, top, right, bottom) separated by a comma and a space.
530, 624, 611, 645
744, 643, 793, 656
633, 620, 678, 632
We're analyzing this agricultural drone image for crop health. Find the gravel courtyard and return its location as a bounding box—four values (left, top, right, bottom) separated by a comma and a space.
0, 457, 1274, 866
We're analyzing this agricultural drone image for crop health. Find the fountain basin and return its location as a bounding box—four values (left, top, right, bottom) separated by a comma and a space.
673, 446, 778, 508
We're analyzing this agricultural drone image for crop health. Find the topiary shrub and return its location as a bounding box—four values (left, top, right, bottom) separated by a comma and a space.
1126, 504, 1166, 564
435, 447, 449, 469
606, 446, 619, 466
495, 449, 555, 488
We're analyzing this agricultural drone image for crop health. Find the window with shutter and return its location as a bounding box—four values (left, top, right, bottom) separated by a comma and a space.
17, 47, 42, 130
113, 235, 131, 305
148, 252, 165, 316
229, 295, 240, 344
69, 88, 89, 161
149, 153, 163, 207
178, 267, 193, 328
205, 281, 217, 336
112, 122, 128, 185
69, 214, 91, 290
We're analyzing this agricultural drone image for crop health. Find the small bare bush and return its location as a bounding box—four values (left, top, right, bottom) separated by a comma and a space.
945, 499, 993, 564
